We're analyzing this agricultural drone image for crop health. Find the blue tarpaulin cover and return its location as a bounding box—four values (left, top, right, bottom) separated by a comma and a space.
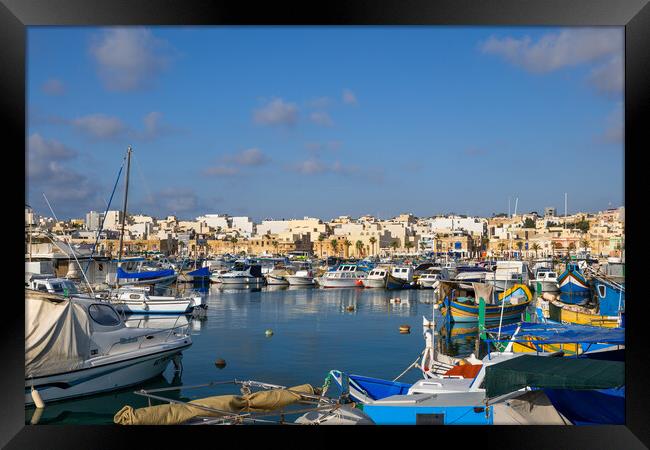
485, 322, 624, 344
187, 266, 210, 277
117, 267, 175, 279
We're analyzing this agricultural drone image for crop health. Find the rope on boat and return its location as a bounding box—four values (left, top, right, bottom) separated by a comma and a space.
393, 351, 425, 382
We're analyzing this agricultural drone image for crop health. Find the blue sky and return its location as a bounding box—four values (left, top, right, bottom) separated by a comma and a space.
27, 26, 624, 220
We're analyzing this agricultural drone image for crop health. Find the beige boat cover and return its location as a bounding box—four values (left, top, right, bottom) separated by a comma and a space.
437, 281, 454, 303
25, 290, 93, 378
114, 384, 315, 425
472, 282, 495, 305
492, 390, 572, 425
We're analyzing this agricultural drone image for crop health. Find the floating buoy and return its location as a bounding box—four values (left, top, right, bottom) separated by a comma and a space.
31, 386, 45, 409
433, 303, 439, 310
214, 358, 227, 369
346, 305, 355, 311
399, 324, 411, 333
265, 329, 274, 337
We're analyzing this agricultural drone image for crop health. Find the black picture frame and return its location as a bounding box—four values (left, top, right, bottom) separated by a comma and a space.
4, 0, 648, 448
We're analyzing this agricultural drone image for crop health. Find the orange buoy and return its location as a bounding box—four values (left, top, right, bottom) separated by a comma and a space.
399, 324, 411, 333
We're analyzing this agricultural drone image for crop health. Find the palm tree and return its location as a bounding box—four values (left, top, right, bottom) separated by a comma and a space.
369, 236, 377, 256
531, 242, 540, 258
516, 241, 524, 259
343, 239, 352, 258
580, 238, 590, 252
405, 241, 414, 255
355, 240, 364, 258
272, 240, 279, 255
498, 242, 506, 256
317, 234, 325, 256
390, 240, 399, 257
330, 239, 339, 257
231, 236, 238, 253
568, 242, 576, 256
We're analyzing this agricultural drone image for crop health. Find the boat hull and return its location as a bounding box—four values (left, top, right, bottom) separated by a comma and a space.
285, 276, 315, 286
220, 277, 266, 286
265, 275, 289, 285
362, 278, 386, 288
558, 271, 589, 294
548, 300, 620, 328
320, 278, 362, 288
25, 344, 191, 405
112, 299, 194, 314
118, 274, 178, 287
532, 280, 560, 293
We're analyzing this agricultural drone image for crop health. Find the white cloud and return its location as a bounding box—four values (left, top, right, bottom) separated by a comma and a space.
292, 159, 329, 175
342, 89, 358, 105
309, 111, 334, 127
89, 27, 172, 91
480, 28, 622, 73
71, 114, 127, 139
41, 79, 65, 95
253, 98, 298, 126
588, 54, 623, 95
223, 148, 270, 166
27, 134, 101, 215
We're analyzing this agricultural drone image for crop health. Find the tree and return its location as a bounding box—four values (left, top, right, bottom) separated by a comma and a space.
523, 218, 536, 228
498, 242, 506, 255
580, 239, 590, 251
568, 242, 576, 255
516, 241, 524, 259
272, 240, 279, 255
390, 240, 399, 256
369, 236, 377, 256
317, 234, 326, 256
419, 241, 427, 254
231, 236, 238, 253
531, 243, 540, 258
355, 240, 364, 258
330, 239, 339, 257
343, 239, 352, 258
405, 241, 414, 254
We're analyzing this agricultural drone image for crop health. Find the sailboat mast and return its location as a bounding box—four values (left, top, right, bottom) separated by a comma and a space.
117, 146, 132, 263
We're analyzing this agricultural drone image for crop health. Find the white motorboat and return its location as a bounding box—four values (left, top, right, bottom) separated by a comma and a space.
319, 264, 367, 288
417, 272, 443, 289
25, 289, 192, 405
96, 286, 200, 314
485, 260, 533, 292
220, 262, 266, 286
532, 269, 560, 293
285, 270, 315, 286
391, 266, 415, 285
362, 267, 389, 288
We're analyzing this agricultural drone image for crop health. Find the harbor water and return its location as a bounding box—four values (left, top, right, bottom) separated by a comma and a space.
25, 285, 515, 425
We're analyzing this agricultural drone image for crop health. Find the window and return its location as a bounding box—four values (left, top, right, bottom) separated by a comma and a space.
88, 304, 121, 326
598, 284, 606, 298
37, 284, 48, 292
50, 283, 64, 293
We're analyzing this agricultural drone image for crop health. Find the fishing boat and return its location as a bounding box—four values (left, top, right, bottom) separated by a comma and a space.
25, 289, 192, 405
285, 269, 316, 286
362, 266, 389, 288
548, 298, 621, 328
485, 260, 532, 292
388, 266, 415, 289
417, 267, 450, 289
532, 268, 560, 293
483, 322, 625, 359
325, 354, 623, 425
440, 281, 533, 324
453, 265, 489, 289
96, 286, 201, 314
557, 262, 589, 294
219, 262, 266, 286
319, 264, 367, 288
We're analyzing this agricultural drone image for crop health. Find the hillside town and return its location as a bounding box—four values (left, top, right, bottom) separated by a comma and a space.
25, 205, 625, 262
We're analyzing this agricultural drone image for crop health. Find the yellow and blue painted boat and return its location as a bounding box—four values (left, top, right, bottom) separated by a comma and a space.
443, 284, 532, 324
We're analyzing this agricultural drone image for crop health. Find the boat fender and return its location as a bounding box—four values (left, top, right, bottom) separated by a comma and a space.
31, 386, 45, 409
399, 324, 411, 333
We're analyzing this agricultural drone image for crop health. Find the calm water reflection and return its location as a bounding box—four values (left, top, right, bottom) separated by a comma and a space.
27, 285, 495, 425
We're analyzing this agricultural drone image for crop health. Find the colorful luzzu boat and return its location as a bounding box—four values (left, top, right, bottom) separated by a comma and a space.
557, 263, 589, 295
442, 284, 533, 324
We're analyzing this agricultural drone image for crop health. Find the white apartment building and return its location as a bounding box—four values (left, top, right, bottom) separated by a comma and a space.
197, 214, 230, 231
231, 216, 255, 237
429, 216, 486, 236
103, 211, 123, 231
